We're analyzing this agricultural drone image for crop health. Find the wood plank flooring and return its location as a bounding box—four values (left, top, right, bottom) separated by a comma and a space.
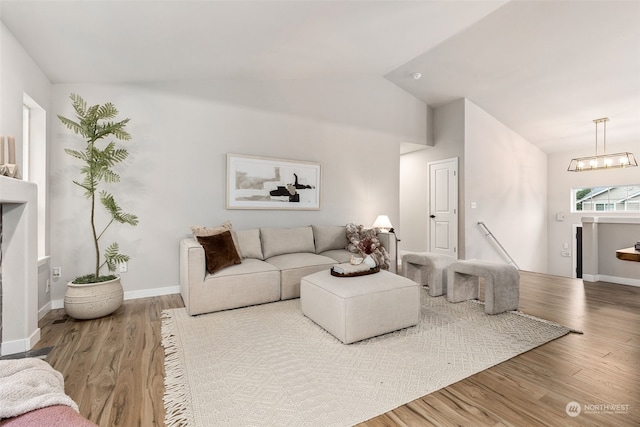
34, 272, 639, 426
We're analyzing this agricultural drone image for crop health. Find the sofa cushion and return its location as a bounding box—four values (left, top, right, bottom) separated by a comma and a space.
265, 252, 336, 270
266, 253, 337, 300
235, 228, 264, 260
319, 249, 353, 263
260, 226, 315, 259
207, 257, 278, 277
312, 225, 348, 254
196, 231, 242, 275
194, 258, 281, 315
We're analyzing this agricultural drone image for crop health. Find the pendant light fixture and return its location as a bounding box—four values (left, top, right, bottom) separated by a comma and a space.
567, 117, 637, 172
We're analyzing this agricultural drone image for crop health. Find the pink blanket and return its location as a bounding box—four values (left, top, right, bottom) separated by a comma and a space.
0, 358, 79, 419
0, 405, 97, 427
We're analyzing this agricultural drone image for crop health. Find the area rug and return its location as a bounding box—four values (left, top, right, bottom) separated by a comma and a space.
162, 288, 572, 427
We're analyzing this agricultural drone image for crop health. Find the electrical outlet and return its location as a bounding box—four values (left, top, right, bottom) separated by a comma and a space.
118, 262, 128, 273
52, 267, 61, 278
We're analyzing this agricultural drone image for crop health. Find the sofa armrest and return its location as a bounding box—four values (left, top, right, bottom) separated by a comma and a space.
377, 232, 398, 274
179, 238, 206, 315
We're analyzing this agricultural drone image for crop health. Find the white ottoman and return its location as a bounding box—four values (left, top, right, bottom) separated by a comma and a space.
300, 270, 420, 344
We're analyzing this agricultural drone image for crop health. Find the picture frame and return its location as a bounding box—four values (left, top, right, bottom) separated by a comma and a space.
226, 153, 321, 210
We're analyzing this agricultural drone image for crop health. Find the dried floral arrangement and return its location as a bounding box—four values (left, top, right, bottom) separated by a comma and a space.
345, 223, 390, 269
357, 236, 380, 255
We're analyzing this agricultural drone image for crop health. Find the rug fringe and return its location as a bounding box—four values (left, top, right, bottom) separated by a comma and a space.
161, 309, 194, 427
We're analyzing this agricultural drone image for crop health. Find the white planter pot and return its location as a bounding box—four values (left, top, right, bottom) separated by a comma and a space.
64, 276, 124, 320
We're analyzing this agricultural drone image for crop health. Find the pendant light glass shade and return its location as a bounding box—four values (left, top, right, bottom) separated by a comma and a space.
567, 118, 638, 172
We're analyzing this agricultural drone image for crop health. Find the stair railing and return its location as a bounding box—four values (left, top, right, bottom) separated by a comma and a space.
477, 221, 520, 270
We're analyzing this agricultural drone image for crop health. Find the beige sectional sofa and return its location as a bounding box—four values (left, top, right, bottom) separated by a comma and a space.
180, 225, 357, 315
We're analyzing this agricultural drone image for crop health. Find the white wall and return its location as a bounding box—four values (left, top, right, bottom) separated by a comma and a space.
0, 24, 51, 168
49, 79, 427, 301
399, 99, 464, 253
464, 100, 547, 272
547, 141, 640, 277
400, 99, 548, 272
0, 23, 52, 314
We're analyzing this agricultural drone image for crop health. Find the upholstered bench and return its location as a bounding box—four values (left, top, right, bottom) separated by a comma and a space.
402, 252, 456, 296
300, 270, 420, 344
446, 259, 520, 315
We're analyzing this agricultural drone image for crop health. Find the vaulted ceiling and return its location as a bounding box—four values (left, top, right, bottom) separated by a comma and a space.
2, 0, 639, 154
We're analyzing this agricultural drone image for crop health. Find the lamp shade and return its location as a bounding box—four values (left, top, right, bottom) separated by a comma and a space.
373, 215, 393, 231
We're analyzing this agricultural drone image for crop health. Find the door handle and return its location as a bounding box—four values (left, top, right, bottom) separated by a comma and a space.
430, 215, 436, 218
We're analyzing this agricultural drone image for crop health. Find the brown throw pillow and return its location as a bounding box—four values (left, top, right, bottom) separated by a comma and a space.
191, 221, 242, 259
196, 230, 242, 275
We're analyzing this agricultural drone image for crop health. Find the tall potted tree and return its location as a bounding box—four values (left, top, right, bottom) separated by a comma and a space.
58, 94, 139, 319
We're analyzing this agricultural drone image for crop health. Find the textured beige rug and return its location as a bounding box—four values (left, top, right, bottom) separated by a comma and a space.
162, 288, 572, 427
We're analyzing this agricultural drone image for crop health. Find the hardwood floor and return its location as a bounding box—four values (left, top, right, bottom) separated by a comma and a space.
35, 272, 639, 426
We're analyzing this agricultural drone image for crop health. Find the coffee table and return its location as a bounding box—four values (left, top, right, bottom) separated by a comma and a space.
300, 269, 420, 344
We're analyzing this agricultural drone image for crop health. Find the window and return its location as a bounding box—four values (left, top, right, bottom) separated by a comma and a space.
573, 186, 640, 212
23, 105, 30, 180
23, 94, 47, 259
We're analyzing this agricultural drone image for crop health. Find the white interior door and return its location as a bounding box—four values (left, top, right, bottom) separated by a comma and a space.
429, 158, 458, 257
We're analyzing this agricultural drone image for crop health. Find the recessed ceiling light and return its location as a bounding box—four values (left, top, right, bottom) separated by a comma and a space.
412, 72, 422, 80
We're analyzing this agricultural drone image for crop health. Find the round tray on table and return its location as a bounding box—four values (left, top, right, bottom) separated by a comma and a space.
330, 266, 380, 277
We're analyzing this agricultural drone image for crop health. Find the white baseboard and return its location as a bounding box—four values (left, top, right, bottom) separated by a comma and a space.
582, 274, 640, 287
124, 285, 181, 300
1, 328, 41, 356
38, 301, 52, 320
597, 275, 640, 287
48, 285, 182, 313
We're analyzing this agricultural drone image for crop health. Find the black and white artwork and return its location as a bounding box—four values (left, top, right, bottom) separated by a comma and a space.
226, 154, 321, 210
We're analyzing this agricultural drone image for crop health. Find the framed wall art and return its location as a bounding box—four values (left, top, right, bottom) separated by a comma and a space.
226, 154, 321, 210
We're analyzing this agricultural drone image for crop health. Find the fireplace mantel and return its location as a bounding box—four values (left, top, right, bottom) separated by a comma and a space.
0, 176, 40, 355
